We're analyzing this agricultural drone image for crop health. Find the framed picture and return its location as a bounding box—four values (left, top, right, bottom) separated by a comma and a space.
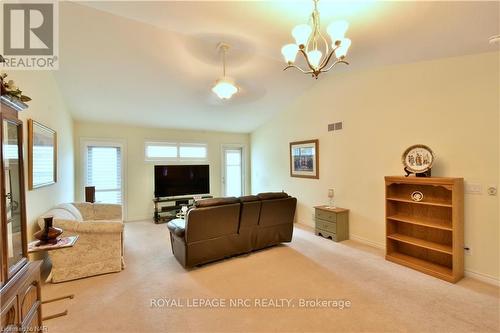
289, 139, 319, 179
28, 120, 57, 190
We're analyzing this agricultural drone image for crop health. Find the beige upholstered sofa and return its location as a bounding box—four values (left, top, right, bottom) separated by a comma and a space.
38, 203, 124, 283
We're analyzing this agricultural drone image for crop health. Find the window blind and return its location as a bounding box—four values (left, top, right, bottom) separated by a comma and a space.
86, 146, 122, 204
33, 145, 53, 185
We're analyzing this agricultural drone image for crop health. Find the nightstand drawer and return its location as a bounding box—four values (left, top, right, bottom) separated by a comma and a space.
315, 209, 337, 222
315, 219, 337, 233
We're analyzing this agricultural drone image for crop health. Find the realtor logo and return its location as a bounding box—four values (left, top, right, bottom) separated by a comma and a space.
1, 1, 59, 69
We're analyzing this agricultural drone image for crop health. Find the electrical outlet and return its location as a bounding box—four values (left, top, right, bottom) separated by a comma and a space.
464, 247, 471, 256
465, 183, 482, 194
487, 185, 497, 196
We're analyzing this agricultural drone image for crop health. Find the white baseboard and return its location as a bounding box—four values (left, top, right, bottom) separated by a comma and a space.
344, 234, 500, 286
349, 234, 385, 250
465, 269, 500, 286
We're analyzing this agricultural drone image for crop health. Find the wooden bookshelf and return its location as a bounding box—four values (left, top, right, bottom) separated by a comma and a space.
385, 176, 464, 283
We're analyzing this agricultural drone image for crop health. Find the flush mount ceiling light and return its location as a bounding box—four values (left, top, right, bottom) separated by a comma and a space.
281, 0, 351, 79
212, 43, 238, 100
489, 35, 500, 44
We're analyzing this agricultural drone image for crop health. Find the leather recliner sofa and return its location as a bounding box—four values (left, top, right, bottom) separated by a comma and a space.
167, 192, 297, 267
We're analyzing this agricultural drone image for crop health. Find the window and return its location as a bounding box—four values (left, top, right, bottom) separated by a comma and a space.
85, 144, 123, 204
222, 145, 244, 197
145, 142, 207, 161
179, 144, 207, 159
146, 143, 177, 160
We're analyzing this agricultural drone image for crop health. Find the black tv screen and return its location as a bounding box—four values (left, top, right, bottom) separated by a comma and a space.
154, 165, 210, 197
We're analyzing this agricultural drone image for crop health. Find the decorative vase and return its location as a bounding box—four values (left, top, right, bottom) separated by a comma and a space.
34, 217, 63, 246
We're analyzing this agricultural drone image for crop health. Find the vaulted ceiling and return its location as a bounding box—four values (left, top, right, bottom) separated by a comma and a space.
55, 1, 499, 133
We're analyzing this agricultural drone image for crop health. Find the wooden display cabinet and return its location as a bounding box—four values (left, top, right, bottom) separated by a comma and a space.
0, 96, 43, 331
385, 176, 464, 283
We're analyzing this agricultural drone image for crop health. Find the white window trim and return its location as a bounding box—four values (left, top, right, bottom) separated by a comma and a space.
221, 144, 247, 197
144, 141, 208, 162
81, 138, 127, 220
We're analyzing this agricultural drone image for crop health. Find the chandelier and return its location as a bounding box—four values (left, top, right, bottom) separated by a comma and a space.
281, 0, 351, 79
212, 43, 238, 100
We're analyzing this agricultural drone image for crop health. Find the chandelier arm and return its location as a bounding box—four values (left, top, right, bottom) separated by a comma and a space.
283, 64, 314, 74
318, 44, 342, 71
321, 33, 329, 59
321, 59, 349, 73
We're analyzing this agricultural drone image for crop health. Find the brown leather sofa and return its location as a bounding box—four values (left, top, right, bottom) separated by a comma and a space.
167, 192, 297, 267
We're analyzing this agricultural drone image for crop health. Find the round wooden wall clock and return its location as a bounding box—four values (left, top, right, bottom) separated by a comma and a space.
402, 144, 435, 177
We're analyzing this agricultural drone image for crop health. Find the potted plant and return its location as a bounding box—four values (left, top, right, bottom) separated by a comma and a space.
1, 72, 31, 103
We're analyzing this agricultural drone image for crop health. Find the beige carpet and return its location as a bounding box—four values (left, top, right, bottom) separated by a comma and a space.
41, 221, 500, 333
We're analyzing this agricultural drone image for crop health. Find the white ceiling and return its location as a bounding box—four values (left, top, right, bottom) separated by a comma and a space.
55, 1, 499, 133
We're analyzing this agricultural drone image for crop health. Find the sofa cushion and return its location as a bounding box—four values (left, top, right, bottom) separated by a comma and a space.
72, 202, 95, 220
93, 204, 122, 221
167, 219, 186, 238
56, 203, 84, 221
195, 197, 239, 208
239, 195, 260, 203
257, 192, 289, 200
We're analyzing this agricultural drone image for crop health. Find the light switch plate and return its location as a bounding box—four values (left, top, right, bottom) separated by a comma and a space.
465, 183, 482, 194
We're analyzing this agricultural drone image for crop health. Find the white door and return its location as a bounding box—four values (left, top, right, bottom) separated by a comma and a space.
222, 147, 243, 197
84, 143, 124, 204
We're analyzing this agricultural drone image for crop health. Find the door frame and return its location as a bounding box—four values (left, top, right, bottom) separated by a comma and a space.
80, 138, 127, 220
220, 144, 247, 197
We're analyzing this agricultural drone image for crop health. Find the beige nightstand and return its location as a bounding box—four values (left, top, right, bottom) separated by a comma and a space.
314, 206, 349, 242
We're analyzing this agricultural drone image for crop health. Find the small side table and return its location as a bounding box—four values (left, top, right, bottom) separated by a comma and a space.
314, 206, 349, 242
28, 236, 79, 321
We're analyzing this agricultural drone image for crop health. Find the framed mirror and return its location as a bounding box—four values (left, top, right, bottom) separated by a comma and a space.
2, 117, 27, 279
28, 119, 57, 190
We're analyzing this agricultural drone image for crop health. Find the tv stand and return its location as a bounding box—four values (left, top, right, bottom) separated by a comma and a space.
153, 195, 213, 224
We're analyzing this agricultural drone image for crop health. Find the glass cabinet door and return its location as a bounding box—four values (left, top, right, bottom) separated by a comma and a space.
2, 118, 26, 276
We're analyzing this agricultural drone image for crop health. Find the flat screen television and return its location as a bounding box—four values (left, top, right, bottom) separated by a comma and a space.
154, 165, 210, 198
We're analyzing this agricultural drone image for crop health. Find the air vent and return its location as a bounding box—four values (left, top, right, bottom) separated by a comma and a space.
328, 122, 343, 132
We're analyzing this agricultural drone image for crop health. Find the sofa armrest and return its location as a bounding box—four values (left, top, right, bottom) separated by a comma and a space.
93, 204, 123, 221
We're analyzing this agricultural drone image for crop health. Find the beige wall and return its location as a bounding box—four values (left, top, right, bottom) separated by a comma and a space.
6, 71, 75, 236
74, 122, 250, 221
251, 52, 500, 282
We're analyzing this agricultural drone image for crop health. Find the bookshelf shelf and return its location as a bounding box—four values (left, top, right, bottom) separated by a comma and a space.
386, 252, 453, 278
386, 197, 452, 208
387, 233, 453, 254
387, 214, 452, 231
385, 176, 464, 283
